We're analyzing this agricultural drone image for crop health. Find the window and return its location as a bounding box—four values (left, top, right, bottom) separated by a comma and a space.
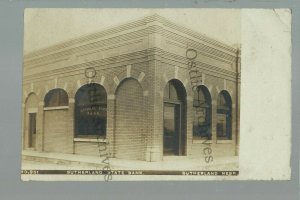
217, 90, 232, 140
164, 81, 186, 101
164, 81, 178, 100
193, 86, 212, 139
75, 83, 107, 137
44, 89, 68, 107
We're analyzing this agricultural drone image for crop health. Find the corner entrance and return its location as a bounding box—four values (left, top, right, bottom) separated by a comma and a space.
163, 103, 181, 155
163, 79, 186, 156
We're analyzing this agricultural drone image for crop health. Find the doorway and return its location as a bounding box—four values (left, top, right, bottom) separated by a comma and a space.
163, 103, 181, 155
163, 79, 186, 156
28, 113, 36, 148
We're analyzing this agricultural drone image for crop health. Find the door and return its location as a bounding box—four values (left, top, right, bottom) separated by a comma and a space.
28, 113, 36, 148
163, 103, 181, 155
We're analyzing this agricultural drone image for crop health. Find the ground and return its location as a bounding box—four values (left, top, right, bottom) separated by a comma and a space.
22, 150, 239, 171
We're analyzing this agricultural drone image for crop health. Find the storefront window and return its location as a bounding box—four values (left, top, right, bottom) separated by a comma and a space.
75, 83, 107, 137
217, 90, 232, 140
193, 86, 212, 139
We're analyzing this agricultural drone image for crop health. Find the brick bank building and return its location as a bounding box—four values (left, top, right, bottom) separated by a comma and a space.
22, 15, 240, 162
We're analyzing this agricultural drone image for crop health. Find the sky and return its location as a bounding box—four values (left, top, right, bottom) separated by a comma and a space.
23, 9, 241, 54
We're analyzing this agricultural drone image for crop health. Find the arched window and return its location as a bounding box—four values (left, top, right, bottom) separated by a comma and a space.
217, 90, 232, 140
44, 89, 68, 107
75, 83, 107, 137
193, 86, 212, 139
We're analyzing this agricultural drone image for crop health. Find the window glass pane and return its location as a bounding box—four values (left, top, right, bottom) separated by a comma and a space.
198, 88, 205, 102
193, 86, 211, 139
44, 89, 68, 107
75, 83, 107, 137
217, 114, 226, 138
59, 90, 69, 106
169, 83, 178, 100
217, 91, 232, 140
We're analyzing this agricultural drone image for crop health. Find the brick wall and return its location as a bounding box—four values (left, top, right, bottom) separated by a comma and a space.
43, 109, 73, 153
190, 143, 236, 158
152, 58, 238, 159
114, 78, 146, 160
23, 55, 239, 160
74, 142, 99, 156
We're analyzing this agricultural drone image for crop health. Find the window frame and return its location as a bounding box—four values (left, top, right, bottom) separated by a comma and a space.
44, 88, 69, 108
192, 85, 212, 140
74, 83, 107, 138
216, 90, 232, 140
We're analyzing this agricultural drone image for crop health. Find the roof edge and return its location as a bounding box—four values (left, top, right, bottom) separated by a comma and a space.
24, 14, 239, 58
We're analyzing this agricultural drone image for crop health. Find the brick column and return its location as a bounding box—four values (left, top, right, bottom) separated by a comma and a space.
23, 106, 30, 149
68, 98, 75, 154
36, 101, 44, 152
236, 83, 240, 156
151, 92, 163, 161
211, 100, 217, 144
106, 96, 115, 157
149, 60, 163, 162
22, 104, 26, 150
186, 96, 193, 156
231, 103, 237, 155
236, 49, 241, 156
143, 93, 150, 161
145, 89, 152, 161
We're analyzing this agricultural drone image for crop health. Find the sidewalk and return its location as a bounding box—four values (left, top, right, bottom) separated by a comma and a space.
22, 150, 238, 171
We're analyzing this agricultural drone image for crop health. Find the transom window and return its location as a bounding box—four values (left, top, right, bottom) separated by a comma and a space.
164, 81, 185, 101
44, 89, 69, 107
193, 86, 212, 139
75, 83, 107, 137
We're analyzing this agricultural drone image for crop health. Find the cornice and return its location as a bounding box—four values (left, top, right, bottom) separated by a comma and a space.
24, 17, 149, 59
24, 28, 150, 67
149, 48, 237, 79
24, 14, 238, 62
147, 14, 237, 53
24, 26, 237, 71
23, 48, 237, 84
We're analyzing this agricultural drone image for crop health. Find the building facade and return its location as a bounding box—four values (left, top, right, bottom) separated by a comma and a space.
22, 15, 241, 162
